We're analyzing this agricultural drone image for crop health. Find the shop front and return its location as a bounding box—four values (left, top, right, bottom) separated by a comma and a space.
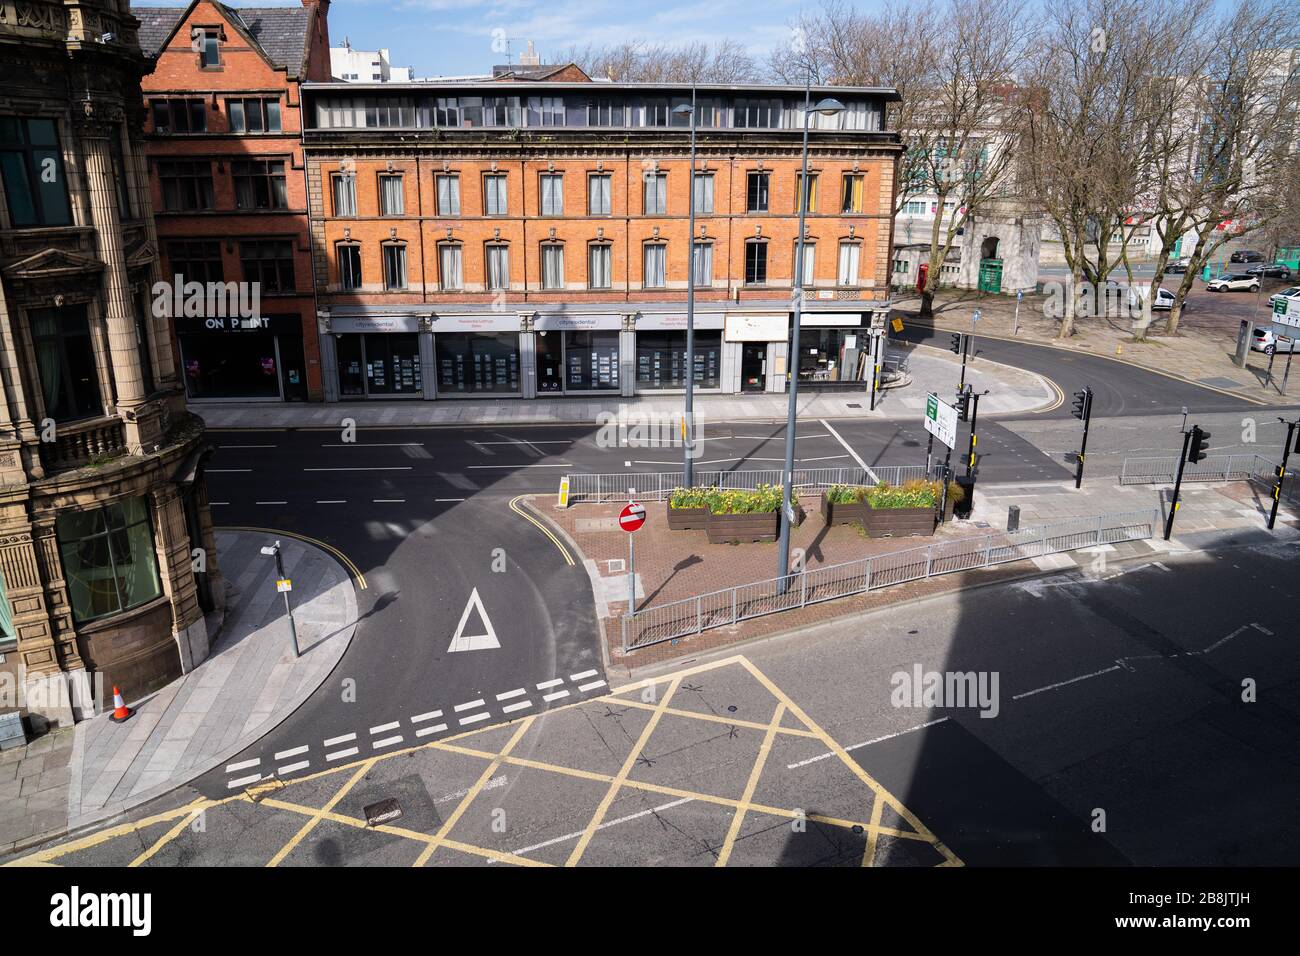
634, 313, 725, 393
330, 314, 425, 399
534, 314, 622, 395
177, 314, 307, 402
795, 312, 869, 388
432, 314, 523, 397
724, 312, 788, 393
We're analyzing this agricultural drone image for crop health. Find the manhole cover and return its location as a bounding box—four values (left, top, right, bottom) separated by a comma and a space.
846, 403, 862, 409
363, 798, 403, 827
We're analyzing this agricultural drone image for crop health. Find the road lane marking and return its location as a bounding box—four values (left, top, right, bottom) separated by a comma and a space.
569, 669, 598, 682
326, 747, 360, 761
579, 680, 607, 692
303, 466, 413, 472
277, 761, 310, 775
209, 502, 229, 505
227, 774, 263, 789
216, 526, 368, 591
468, 463, 573, 469
372, 735, 404, 749
219, 444, 275, 448
208, 468, 253, 473
274, 746, 308, 760
503, 700, 533, 713
496, 688, 527, 701
415, 723, 448, 737
786, 718, 950, 770
226, 758, 260, 772
1011, 666, 1122, 701
459, 712, 491, 726
536, 678, 563, 689
543, 690, 570, 702
490, 797, 694, 862
316, 499, 347, 504
508, 495, 574, 566
820, 418, 876, 482
410, 710, 443, 723
454, 699, 485, 712
369, 722, 400, 734
435, 498, 466, 502
255, 501, 287, 505
323, 733, 356, 747
373, 499, 406, 503
320, 442, 425, 447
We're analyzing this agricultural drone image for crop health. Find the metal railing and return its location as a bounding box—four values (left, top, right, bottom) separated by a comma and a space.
567, 465, 934, 504
1119, 454, 1276, 485
620, 508, 1160, 652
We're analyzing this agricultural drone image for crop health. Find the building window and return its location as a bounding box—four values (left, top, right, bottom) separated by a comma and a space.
643, 243, 666, 289
797, 241, 816, 286
484, 173, 508, 215
796, 173, 818, 213
227, 98, 282, 133
439, 243, 463, 290
149, 99, 206, 134
167, 239, 223, 283
232, 159, 287, 210
541, 244, 564, 290
837, 241, 861, 286
240, 239, 295, 293
436, 333, 520, 394
486, 243, 509, 290
691, 241, 713, 287
745, 241, 768, 285
841, 174, 864, 213
540, 173, 564, 216
332, 173, 356, 216
588, 173, 611, 215
383, 243, 408, 290
693, 173, 714, 214
337, 243, 361, 290
56, 498, 163, 624
893, 259, 909, 274
746, 172, 769, 213
158, 160, 214, 212
0, 116, 72, 226
197, 28, 221, 68
643, 172, 667, 215
30, 306, 100, 423
636, 331, 722, 389
903, 200, 925, 215
379, 173, 404, 215
588, 244, 611, 289
436, 174, 460, 216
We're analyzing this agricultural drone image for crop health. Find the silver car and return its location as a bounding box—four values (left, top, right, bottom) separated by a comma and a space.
1206, 272, 1260, 292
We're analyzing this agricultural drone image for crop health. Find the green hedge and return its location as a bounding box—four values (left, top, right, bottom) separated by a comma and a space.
826, 479, 965, 510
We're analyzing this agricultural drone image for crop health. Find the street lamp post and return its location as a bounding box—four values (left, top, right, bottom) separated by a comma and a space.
673, 93, 698, 487
777, 84, 844, 590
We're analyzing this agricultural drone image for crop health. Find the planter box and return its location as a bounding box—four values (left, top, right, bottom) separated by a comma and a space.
706, 510, 781, 544
865, 503, 936, 537
820, 492, 866, 527
666, 502, 709, 530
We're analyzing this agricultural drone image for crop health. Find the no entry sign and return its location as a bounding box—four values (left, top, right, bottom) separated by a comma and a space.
619, 501, 646, 533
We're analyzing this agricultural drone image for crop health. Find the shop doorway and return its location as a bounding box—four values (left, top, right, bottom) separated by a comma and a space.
334, 333, 424, 398
537, 331, 563, 393
740, 344, 767, 392
277, 333, 308, 401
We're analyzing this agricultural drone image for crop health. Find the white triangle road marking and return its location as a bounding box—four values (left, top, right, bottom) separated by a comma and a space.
447, 587, 501, 652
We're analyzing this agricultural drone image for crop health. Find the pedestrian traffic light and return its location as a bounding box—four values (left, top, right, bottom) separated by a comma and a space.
949, 333, 963, 355
1188, 426, 1211, 463
954, 390, 971, 421
1071, 390, 1088, 420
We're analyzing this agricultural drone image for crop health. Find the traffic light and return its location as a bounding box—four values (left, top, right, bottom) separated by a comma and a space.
1188, 426, 1211, 463
954, 390, 971, 422
949, 333, 963, 355
1071, 390, 1088, 420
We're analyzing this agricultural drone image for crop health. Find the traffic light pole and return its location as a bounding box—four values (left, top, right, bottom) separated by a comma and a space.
965, 391, 981, 478
1267, 418, 1298, 530
959, 335, 970, 392
1075, 388, 1093, 489
1163, 430, 1192, 541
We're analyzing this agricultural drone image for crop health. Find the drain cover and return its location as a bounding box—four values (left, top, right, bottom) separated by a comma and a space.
846, 403, 862, 409
363, 798, 403, 827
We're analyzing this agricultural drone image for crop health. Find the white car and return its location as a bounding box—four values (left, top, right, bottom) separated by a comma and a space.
1251, 328, 1298, 355
1268, 286, 1300, 310
1127, 287, 1177, 311
1206, 273, 1261, 292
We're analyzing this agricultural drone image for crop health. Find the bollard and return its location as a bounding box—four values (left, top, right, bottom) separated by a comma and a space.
1007, 504, 1021, 533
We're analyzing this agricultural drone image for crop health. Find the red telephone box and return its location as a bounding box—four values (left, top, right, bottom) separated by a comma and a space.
917, 263, 929, 292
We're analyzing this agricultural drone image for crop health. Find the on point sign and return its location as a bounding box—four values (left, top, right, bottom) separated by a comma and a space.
619, 501, 646, 533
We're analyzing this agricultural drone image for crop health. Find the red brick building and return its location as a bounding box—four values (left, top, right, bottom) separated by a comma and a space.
136, 0, 331, 402
302, 76, 902, 400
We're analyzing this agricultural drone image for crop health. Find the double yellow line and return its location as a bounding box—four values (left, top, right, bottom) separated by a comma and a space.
508, 495, 574, 566
217, 525, 368, 589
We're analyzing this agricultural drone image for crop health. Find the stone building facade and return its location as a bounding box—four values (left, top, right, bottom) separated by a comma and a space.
0, 0, 222, 727
302, 76, 902, 399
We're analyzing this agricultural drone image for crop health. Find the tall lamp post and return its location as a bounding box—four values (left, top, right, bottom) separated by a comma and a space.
777, 86, 844, 590
673, 92, 698, 486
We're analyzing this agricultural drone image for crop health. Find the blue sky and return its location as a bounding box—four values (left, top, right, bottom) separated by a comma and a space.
137, 0, 823, 77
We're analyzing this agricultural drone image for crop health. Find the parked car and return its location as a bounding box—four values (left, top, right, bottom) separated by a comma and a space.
1165, 258, 1191, 274
1268, 286, 1300, 310
1206, 273, 1261, 292
1251, 327, 1298, 355
1244, 262, 1293, 279
1229, 249, 1265, 263
1128, 287, 1177, 311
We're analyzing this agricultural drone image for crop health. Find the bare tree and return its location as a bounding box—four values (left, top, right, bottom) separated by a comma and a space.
556, 38, 759, 84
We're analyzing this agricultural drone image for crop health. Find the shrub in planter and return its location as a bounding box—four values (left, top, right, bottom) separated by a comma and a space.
704, 484, 787, 543
821, 484, 868, 526
863, 479, 939, 537
667, 486, 711, 530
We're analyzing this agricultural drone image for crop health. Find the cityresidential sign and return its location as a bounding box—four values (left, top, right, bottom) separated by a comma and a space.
924, 392, 958, 449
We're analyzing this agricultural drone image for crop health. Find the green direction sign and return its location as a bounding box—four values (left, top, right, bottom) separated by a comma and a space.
926, 394, 939, 421
1276, 297, 1288, 316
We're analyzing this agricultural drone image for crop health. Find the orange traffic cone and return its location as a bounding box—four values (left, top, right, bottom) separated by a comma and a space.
109, 686, 133, 723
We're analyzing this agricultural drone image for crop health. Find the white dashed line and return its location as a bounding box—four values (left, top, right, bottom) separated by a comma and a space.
303, 466, 413, 472
496, 688, 527, 701
255, 501, 287, 505
1012, 665, 1122, 701
227, 773, 263, 789
489, 797, 693, 862
569, 669, 598, 682
543, 690, 570, 703
786, 718, 950, 770
536, 678, 563, 690
459, 712, 490, 726
274, 746, 308, 760
435, 498, 466, 502
323, 733, 356, 747
317, 499, 347, 504
277, 760, 310, 775
326, 747, 359, 761
410, 710, 443, 723
415, 723, 448, 737
208, 468, 252, 473
502, 700, 533, 714
219, 444, 276, 449
209, 502, 229, 505
226, 758, 260, 772
372, 735, 404, 749
578, 680, 607, 692
369, 721, 400, 734
454, 699, 485, 712
373, 499, 406, 503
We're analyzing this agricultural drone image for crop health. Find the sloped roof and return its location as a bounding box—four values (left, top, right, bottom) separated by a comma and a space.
132, 3, 311, 77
